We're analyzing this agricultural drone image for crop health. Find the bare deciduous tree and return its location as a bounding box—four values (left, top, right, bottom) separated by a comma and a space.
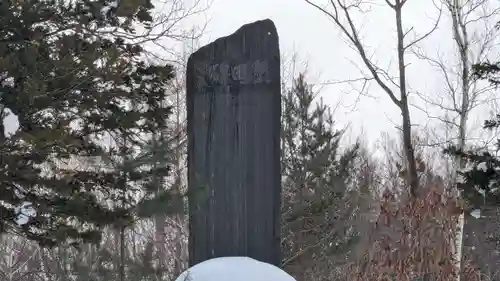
409, 1, 500, 279
304, 0, 442, 198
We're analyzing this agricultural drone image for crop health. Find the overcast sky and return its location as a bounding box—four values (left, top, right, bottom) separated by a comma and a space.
183, 0, 500, 156
4, 0, 497, 159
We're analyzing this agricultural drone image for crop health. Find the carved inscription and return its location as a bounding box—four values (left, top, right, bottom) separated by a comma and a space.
194, 60, 271, 89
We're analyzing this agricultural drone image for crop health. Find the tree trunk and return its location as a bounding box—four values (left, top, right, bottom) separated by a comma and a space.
395, 0, 419, 197
119, 226, 126, 281
450, 0, 471, 279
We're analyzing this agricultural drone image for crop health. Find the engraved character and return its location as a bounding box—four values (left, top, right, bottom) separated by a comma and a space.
219, 63, 230, 84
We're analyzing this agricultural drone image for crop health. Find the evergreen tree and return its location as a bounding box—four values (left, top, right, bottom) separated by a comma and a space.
0, 0, 176, 246
280, 73, 359, 280
444, 60, 500, 211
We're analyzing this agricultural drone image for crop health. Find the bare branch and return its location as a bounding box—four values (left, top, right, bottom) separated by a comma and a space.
404, 2, 443, 50
304, 0, 433, 197
410, 47, 462, 111
385, 0, 396, 9
304, 0, 402, 107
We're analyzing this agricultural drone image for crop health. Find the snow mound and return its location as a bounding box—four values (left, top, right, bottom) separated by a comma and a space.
174, 256, 296, 281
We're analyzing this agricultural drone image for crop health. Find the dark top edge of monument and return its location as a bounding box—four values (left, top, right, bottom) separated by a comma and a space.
219, 18, 277, 43
187, 18, 278, 62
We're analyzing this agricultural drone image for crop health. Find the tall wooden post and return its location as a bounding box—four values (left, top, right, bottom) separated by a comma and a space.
186, 19, 281, 266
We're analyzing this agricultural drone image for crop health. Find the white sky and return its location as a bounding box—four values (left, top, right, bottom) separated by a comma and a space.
187, 0, 500, 156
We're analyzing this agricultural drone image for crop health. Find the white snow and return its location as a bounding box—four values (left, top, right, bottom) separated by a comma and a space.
174, 257, 296, 281
477, 162, 488, 172
458, 163, 474, 174
15, 202, 36, 225
2, 107, 19, 138
100, 0, 118, 18
457, 174, 466, 184
475, 186, 486, 195
470, 209, 481, 219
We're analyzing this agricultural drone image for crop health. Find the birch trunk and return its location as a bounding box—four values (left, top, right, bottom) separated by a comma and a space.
449, 1, 470, 279
410, 0, 498, 278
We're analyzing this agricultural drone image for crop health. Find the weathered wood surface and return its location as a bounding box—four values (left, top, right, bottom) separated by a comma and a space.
186, 19, 281, 267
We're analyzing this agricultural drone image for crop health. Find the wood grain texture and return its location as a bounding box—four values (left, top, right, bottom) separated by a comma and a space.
186, 19, 281, 267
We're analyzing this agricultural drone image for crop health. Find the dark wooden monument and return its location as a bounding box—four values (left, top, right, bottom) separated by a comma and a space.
186, 19, 281, 266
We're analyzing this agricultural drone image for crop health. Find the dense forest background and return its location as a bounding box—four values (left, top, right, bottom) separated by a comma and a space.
1, 1, 500, 281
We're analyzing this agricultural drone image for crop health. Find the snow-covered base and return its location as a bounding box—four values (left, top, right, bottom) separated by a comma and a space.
174, 257, 296, 281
